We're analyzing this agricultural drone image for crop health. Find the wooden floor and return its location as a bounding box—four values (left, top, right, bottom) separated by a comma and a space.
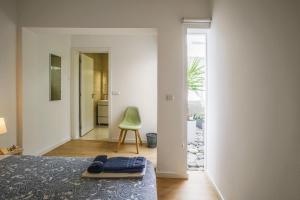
157, 172, 219, 200
45, 140, 157, 167
45, 140, 218, 200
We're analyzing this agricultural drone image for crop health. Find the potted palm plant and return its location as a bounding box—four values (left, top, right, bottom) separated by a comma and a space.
193, 113, 205, 129
187, 58, 205, 143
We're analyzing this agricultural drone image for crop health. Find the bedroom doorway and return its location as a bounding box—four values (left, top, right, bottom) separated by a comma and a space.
79, 52, 110, 141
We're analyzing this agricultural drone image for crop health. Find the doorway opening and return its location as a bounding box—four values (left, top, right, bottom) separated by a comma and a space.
79, 53, 110, 141
186, 29, 207, 171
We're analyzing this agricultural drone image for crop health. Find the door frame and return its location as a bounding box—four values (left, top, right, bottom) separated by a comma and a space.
183, 25, 209, 172
70, 47, 112, 139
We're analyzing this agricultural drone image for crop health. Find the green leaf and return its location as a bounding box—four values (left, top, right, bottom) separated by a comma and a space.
187, 58, 205, 91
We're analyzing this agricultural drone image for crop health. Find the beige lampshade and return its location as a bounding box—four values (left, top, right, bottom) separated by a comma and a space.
0, 118, 7, 135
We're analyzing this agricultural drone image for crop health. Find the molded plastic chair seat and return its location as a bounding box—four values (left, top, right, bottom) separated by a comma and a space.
118, 107, 141, 130
117, 107, 143, 154
119, 122, 141, 130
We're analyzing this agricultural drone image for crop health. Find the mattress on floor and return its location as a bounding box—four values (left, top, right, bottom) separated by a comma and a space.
81, 162, 147, 178
0, 155, 157, 200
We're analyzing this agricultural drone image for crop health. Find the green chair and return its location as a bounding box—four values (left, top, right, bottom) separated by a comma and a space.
117, 107, 143, 154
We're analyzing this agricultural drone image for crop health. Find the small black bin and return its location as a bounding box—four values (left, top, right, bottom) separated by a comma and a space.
146, 133, 157, 148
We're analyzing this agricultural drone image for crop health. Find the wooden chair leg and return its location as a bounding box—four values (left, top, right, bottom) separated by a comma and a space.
121, 130, 128, 144
116, 129, 124, 152
137, 130, 143, 145
135, 130, 139, 154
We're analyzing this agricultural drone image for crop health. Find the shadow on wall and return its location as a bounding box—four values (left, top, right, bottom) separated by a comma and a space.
0, 0, 17, 24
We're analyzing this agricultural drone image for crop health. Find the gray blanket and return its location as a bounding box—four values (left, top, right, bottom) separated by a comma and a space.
0, 155, 157, 200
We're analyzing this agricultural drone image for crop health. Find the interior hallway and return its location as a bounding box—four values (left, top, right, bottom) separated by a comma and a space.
80, 127, 109, 141
157, 172, 219, 200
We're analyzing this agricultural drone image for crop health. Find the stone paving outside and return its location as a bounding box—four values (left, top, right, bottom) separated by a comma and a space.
187, 128, 205, 171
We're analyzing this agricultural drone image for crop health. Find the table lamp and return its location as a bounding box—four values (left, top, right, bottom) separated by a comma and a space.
0, 118, 8, 154
0, 118, 7, 135
0, 118, 20, 155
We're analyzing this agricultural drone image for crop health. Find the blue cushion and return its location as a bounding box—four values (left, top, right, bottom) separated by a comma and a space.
87, 161, 104, 173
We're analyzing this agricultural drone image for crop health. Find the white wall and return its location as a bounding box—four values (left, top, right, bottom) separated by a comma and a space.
0, 0, 17, 147
72, 34, 157, 141
22, 28, 71, 155
207, 0, 300, 199
17, 0, 211, 176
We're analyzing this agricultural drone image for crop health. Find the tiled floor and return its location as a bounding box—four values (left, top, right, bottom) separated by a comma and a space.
80, 127, 109, 141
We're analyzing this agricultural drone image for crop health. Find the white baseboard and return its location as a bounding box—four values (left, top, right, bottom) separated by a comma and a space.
206, 171, 225, 200
156, 171, 189, 179
36, 137, 71, 156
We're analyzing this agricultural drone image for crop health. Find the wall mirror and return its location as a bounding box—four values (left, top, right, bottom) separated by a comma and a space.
50, 54, 62, 101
